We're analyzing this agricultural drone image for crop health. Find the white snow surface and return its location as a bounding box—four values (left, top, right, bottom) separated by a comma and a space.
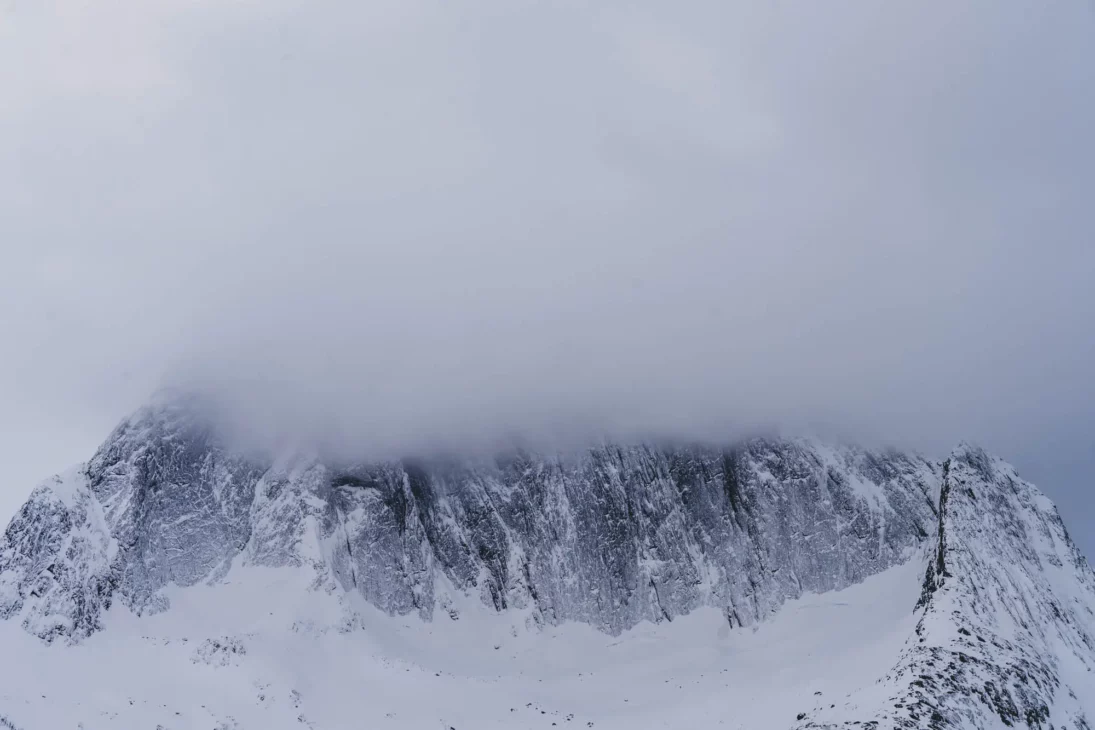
0, 555, 924, 730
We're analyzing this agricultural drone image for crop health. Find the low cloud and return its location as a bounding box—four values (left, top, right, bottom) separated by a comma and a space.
2, 1, 1093, 475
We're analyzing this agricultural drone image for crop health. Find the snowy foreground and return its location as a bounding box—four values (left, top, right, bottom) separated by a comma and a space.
0, 556, 925, 730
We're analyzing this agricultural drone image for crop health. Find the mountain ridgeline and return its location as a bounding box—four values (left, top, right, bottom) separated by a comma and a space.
2, 396, 1094, 729
2, 398, 940, 641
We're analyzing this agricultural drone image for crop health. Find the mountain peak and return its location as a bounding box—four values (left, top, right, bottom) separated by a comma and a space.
799, 442, 1095, 730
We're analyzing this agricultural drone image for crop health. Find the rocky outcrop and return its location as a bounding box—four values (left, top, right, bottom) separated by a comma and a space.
0, 468, 117, 642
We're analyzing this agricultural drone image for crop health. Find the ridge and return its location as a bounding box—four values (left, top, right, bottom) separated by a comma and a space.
2, 398, 940, 642
798, 444, 1095, 729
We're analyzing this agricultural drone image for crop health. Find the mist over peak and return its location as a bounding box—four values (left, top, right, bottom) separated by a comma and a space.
1, 0, 1093, 550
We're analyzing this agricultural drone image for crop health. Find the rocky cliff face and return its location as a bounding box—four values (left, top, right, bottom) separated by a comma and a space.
1, 397, 941, 641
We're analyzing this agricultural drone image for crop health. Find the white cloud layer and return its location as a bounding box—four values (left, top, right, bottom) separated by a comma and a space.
2, 0, 1093, 544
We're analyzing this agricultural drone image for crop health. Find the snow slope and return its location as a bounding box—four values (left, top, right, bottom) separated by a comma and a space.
0, 555, 924, 730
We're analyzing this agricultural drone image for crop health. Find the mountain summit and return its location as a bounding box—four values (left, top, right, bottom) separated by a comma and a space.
1, 397, 1092, 729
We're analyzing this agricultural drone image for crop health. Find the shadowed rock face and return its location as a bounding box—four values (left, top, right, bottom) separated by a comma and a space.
85, 400, 263, 613
2, 397, 939, 640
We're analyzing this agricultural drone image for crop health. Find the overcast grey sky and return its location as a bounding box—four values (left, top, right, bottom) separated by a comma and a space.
1, 1, 1093, 555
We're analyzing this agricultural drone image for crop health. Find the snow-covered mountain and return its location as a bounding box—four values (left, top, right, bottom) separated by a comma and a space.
796, 446, 1095, 730
1, 396, 1092, 729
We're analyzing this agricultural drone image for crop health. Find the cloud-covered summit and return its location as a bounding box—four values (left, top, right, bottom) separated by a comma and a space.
1, 1, 1093, 546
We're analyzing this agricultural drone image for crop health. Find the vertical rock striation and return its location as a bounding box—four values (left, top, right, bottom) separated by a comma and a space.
2, 397, 940, 641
